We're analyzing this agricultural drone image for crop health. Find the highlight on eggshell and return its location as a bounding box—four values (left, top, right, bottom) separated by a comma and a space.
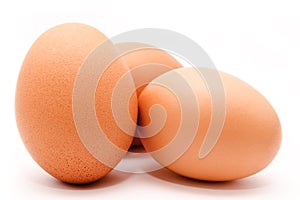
138, 67, 282, 181
15, 22, 282, 185
15, 23, 138, 184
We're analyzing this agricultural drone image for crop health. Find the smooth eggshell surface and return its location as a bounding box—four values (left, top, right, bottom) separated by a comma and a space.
117, 44, 182, 147
139, 67, 281, 181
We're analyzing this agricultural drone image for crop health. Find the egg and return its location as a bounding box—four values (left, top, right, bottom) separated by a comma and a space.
138, 67, 281, 181
115, 43, 182, 146
15, 23, 137, 184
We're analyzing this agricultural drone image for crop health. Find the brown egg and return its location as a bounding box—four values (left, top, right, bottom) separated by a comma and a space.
115, 43, 182, 147
139, 67, 281, 181
15, 23, 137, 184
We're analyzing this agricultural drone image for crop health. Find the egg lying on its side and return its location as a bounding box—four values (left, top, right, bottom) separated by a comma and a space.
139, 67, 281, 181
15, 23, 137, 184
115, 43, 182, 147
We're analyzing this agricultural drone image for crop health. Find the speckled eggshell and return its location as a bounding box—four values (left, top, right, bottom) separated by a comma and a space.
15, 23, 137, 184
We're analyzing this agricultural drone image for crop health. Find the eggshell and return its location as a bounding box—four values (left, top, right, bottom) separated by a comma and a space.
116, 43, 182, 146
139, 67, 281, 181
15, 23, 137, 184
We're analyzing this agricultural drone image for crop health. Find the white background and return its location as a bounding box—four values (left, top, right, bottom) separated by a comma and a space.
1, 0, 300, 199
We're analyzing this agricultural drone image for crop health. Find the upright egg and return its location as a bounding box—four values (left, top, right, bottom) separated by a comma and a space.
15, 23, 137, 184
139, 67, 281, 181
115, 43, 182, 146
